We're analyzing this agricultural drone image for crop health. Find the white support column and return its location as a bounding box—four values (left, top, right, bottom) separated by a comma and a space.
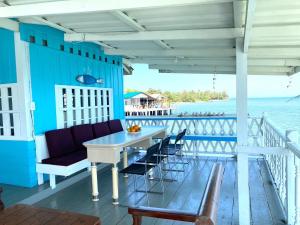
286, 130, 298, 225
14, 32, 34, 141
236, 38, 251, 225
287, 130, 300, 225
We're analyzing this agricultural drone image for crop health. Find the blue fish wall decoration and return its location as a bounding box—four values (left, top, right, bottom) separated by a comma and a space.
76, 74, 104, 85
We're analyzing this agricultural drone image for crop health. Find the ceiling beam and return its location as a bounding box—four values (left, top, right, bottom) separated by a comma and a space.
105, 48, 236, 57
28, 17, 115, 49
248, 59, 300, 67
249, 48, 300, 58
158, 69, 288, 76
150, 64, 293, 73
65, 28, 243, 42
110, 10, 145, 31
252, 25, 300, 38
131, 58, 235, 66
159, 69, 234, 75
0, 0, 233, 18
131, 58, 300, 67
233, 0, 246, 28
149, 64, 235, 72
106, 47, 300, 58
243, 0, 256, 53
0, 18, 19, 31
0, 1, 114, 49
110, 10, 171, 49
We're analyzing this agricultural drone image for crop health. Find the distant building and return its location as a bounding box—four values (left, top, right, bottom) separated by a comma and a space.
124, 92, 172, 116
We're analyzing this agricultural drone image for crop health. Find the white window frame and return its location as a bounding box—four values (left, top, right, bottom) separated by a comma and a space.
0, 83, 23, 140
55, 85, 114, 129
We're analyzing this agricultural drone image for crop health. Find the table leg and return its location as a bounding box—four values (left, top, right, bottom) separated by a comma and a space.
112, 164, 119, 205
123, 148, 128, 178
91, 162, 99, 201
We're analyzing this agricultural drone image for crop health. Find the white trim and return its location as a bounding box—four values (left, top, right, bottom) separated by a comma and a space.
236, 38, 250, 225
36, 160, 91, 189
14, 32, 34, 141
64, 28, 244, 41
0, 0, 233, 18
243, 0, 256, 53
0, 18, 19, 32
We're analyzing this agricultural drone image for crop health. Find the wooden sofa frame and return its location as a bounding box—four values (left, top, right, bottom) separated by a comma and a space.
128, 163, 224, 225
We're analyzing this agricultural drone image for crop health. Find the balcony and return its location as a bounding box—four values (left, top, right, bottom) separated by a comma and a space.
1, 115, 299, 225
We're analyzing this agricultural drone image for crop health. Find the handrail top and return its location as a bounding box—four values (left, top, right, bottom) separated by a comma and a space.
287, 142, 300, 159
126, 116, 237, 120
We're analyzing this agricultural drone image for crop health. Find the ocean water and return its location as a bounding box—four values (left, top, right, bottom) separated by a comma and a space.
173, 97, 300, 133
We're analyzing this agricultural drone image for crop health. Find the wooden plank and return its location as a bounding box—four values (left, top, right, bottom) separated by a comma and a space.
217, 158, 236, 225
257, 159, 286, 225
248, 159, 273, 225
231, 159, 239, 225
9, 154, 284, 225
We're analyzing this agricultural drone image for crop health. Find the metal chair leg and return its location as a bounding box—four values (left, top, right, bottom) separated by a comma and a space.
143, 175, 149, 205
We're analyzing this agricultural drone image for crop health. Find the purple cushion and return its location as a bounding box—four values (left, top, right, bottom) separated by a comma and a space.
42, 150, 87, 166
92, 121, 111, 138
71, 124, 94, 150
45, 128, 77, 158
108, 119, 123, 133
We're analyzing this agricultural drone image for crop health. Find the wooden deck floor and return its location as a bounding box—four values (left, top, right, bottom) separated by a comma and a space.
2, 155, 286, 225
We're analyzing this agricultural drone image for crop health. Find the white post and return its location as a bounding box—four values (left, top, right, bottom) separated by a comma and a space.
112, 164, 119, 205
286, 130, 300, 225
236, 38, 250, 225
49, 174, 56, 189
91, 162, 99, 201
286, 130, 298, 225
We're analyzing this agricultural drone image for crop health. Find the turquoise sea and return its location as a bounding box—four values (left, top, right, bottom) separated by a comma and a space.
173, 97, 300, 133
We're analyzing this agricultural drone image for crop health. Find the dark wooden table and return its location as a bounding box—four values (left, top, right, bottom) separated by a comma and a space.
0, 204, 101, 225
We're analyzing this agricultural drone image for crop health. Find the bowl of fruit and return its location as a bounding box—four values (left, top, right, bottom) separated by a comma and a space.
127, 125, 141, 134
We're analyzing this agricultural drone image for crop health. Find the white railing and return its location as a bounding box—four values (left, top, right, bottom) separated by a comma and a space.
126, 116, 263, 155
262, 117, 300, 225
126, 115, 300, 223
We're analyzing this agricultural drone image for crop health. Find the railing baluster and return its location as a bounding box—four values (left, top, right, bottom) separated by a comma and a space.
295, 158, 300, 225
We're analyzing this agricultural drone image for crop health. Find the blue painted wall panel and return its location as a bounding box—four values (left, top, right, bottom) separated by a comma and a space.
21, 23, 125, 134
0, 141, 37, 187
0, 28, 17, 84
0, 24, 125, 187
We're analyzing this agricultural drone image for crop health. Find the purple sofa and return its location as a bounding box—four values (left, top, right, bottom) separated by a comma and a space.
43, 127, 87, 166
108, 119, 124, 133
92, 121, 111, 138
38, 119, 125, 188
42, 120, 123, 167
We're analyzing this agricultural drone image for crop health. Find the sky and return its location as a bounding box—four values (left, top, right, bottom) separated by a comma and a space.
124, 64, 300, 98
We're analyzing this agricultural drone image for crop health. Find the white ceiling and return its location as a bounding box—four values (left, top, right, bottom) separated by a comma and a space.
0, 0, 299, 76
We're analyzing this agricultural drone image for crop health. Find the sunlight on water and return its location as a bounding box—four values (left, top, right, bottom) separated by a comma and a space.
173, 97, 300, 133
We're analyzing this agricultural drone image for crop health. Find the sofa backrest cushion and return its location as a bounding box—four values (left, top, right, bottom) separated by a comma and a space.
108, 119, 124, 133
45, 128, 77, 158
93, 121, 111, 138
71, 124, 94, 150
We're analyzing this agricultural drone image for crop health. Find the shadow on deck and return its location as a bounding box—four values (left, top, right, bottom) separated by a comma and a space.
1, 156, 286, 225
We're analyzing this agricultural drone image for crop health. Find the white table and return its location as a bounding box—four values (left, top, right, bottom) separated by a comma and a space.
83, 126, 167, 204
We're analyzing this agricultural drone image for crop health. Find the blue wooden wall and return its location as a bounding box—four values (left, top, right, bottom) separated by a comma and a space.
0, 28, 17, 83
0, 29, 34, 187
0, 24, 125, 187
20, 23, 125, 134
